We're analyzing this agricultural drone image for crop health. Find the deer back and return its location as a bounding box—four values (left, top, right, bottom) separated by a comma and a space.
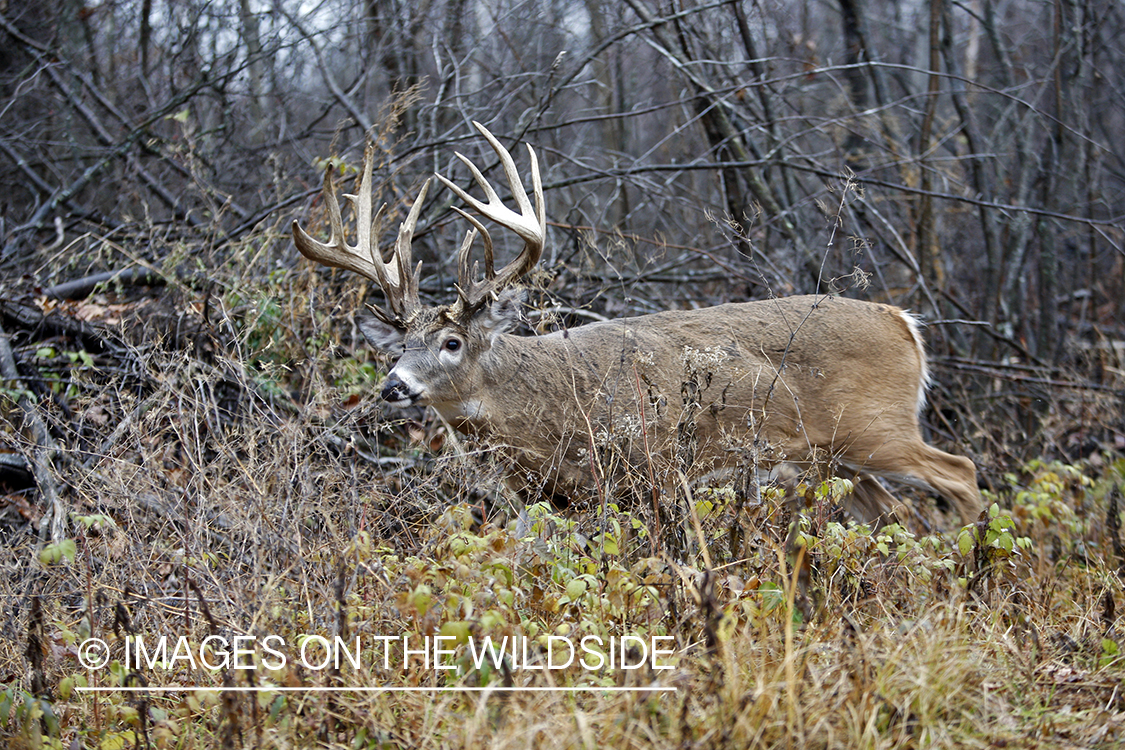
422, 295, 929, 503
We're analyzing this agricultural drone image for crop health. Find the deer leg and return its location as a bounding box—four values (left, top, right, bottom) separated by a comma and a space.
856, 440, 982, 525
844, 473, 910, 527
772, 464, 901, 527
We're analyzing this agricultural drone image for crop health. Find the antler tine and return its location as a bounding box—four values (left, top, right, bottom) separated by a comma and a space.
389, 178, 429, 319
292, 144, 427, 325
434, 121, 545, 298
455, 228, 479, 300
452, 207, 495, 280
450, 209, 501, 316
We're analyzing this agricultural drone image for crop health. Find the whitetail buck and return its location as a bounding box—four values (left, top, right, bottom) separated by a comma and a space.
292, 123, 982, 526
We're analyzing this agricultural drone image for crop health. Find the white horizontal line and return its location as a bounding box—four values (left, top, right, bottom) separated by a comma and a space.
76, 685, 676, 693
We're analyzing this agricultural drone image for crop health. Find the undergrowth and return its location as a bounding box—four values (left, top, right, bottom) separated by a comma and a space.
3, 432, 1124, 748
1, 230, 1124, 749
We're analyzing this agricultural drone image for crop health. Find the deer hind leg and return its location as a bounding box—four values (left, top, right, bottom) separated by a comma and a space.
772, 464, 903, 528
855, 439, 982, 525
843, 472, 910, 527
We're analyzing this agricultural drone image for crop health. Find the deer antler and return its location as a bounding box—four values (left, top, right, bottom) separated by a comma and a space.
292, 143, 426, 326
435, 122, 545, 315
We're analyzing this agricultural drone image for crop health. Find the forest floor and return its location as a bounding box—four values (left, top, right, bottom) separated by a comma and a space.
1, 238, 1124, 749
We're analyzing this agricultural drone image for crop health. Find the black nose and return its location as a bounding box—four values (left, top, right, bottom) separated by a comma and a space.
380, 374, 410, 403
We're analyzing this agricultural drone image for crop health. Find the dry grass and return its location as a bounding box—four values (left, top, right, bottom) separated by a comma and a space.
1, 230, 1124, 749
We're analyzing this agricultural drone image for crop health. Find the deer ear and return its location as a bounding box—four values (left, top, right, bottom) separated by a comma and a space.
357, 314, 405, 355
482, 287, 526, 339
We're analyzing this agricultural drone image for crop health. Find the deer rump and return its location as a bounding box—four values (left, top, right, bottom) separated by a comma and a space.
389, 294, 980, 526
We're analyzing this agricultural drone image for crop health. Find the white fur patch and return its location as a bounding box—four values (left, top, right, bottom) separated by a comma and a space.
897, 310, 931, 415
442, 398, 484, 421
386, 365, 427, 405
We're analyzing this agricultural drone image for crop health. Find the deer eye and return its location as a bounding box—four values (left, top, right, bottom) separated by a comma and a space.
443, 337, 462, 352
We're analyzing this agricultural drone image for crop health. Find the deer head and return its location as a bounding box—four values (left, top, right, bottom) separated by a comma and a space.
293, 122, 545, 418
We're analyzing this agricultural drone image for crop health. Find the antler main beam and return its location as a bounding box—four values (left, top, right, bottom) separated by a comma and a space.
292, 144, 426, 325
293, 123, 545, 324
435, 122, 546, 312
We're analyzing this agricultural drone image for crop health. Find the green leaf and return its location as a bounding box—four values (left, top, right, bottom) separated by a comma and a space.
100, 730, 137, 750
439, 621, 471, 648
599, 534, 619, 556
411, 585, 432, 616
957, 529, 975, 557
38, 538, 77, 565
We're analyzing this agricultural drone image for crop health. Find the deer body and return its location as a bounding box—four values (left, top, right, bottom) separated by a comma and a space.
295, 122, 982, 525
369, 294, 980, 523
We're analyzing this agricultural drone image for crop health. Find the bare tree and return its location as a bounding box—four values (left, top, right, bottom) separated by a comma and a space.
0, 0, 1121, 462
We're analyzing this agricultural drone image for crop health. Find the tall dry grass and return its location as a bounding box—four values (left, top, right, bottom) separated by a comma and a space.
1, 208, 1123, 750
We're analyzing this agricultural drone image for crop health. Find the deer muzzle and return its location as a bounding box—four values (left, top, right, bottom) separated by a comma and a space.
380, 373, 419, 406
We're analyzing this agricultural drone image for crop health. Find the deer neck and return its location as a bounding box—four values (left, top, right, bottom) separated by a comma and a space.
431, 333, 576, 438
